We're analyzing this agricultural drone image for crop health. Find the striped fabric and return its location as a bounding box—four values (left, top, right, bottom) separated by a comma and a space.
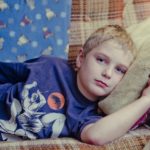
68, 0, 150, 67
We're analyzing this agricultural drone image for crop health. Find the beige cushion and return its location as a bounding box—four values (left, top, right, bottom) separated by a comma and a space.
98, 17, 150, 114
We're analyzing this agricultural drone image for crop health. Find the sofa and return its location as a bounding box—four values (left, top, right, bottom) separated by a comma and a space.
0, 0, 150, 149
0, 127, 149, 149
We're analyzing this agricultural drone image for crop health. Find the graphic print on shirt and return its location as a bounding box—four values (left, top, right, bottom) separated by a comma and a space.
0, 81, 66, 141
48, 92, 65, 110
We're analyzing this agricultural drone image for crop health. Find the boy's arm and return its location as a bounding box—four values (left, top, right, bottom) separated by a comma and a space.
81, 81, 150, 145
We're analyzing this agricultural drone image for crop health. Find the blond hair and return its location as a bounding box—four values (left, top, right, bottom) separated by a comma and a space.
82, 25, 137, 58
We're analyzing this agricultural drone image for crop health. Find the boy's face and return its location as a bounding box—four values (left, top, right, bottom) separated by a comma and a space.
76, 39, 133, 101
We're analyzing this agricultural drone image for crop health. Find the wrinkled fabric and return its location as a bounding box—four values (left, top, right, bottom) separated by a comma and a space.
0, 56, 101, 141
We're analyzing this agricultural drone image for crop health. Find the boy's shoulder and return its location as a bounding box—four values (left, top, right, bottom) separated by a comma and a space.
25, 55, 68, 66
40, 55, 69, 67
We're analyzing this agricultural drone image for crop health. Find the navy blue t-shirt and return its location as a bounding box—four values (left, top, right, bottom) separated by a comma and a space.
0, 56, 102, 141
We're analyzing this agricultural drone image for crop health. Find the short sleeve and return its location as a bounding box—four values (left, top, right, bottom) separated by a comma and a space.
77, 115, 102, 140
68, 111, 102, 140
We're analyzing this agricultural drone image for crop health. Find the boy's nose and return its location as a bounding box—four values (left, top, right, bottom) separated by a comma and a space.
102, 66, 113, 79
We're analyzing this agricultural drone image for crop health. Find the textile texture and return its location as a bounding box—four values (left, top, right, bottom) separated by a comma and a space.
0, 56, 101, 141
0, 0, 150, 149
0, 135, 150, 150
98, 17, 150, 114
0, 0, 72, 62
68, 0, 150, 67
66, 1, 150, 148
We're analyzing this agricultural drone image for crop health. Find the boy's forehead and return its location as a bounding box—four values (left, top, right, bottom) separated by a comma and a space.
101, 39, 133, 58
92, 39, 134, 67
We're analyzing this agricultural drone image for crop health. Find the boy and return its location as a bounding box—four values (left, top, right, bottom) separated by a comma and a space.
0, 25, 150, 145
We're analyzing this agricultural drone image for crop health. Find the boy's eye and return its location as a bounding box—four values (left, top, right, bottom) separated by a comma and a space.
98, 58, 104, 62
97, 57, 108, 64
116, 67, 127, 74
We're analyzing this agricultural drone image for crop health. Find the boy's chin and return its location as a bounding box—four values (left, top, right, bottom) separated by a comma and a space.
99, 91, 111, 97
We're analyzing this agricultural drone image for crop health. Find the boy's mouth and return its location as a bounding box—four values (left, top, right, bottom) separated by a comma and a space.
95, 79, 108, 88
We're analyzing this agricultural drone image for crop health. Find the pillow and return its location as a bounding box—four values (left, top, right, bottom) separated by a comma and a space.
143, 141, 150, 150
98, 17, 150, 114
0, 0, 72, 62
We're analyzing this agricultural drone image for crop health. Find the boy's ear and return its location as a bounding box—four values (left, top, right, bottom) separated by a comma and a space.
76, 48, 84, 68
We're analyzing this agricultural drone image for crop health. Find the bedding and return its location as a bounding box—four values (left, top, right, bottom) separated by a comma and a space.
0, 131, 149, 150
0, 0, 72, 62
